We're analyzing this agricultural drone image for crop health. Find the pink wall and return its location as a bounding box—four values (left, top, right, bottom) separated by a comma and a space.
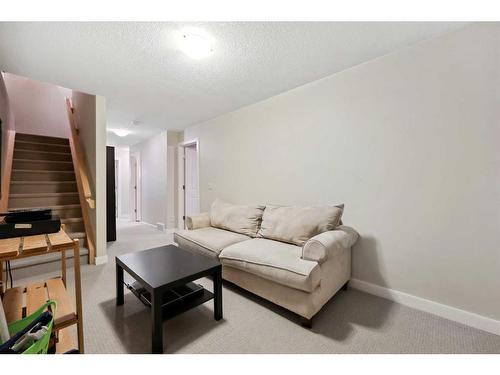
4, 73, 71, 139
0, 72, 14, 131
1, 72, 15, 200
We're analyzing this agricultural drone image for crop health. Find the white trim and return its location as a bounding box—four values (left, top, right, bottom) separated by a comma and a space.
94, 254, 108, 265
177, 145, 185, 229
349, 278, 500, 336
130, 152, 141, 222
140, 221, 157, 228
178, 138, 201, 229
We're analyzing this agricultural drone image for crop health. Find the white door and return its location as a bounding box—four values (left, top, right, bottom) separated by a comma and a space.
184, 144, 200, 223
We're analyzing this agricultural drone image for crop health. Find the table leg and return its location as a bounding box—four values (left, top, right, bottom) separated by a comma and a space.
61, 250, 67, 286
73, 240, 85, 354
214, 266, 223, 321
0, 261, 4, 294
151, 289, 163, 353
116, 262, 124, 306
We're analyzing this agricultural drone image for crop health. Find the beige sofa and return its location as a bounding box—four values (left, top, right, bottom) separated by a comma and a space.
173, 199, 359, 326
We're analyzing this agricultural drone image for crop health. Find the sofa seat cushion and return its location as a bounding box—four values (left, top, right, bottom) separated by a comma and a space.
219, 239, 320, 292
175, 227, 251, 256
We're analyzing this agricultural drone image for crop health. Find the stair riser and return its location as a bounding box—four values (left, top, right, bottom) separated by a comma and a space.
16, 133, 69, 145
13, 160, 74, 171
9, 195, 80, 208
52, 207, 82, 219
11, 170, 76, 182
10, 183, 78, 194
15, 141, 71, 154
14, 150, 72, 162
63, 221, 85, 233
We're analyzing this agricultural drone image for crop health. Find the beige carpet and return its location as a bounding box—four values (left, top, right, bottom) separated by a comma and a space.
10, 220, 500, 354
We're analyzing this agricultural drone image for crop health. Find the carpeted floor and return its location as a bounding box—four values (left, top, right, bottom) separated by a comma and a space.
10, 220, 500, 354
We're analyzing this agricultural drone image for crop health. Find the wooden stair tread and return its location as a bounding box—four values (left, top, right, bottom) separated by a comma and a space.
0, 237, 21, 258
12, 169, 75, 174
15, 133, 69, 145
14, 149, 71, 156
11, 181, 76, 185
13, 158, 72, 163
9, 192, 79, 197
68, 232, 85, 238
2, 287, 24, 322
9, 204, 80, 210
16, 139, 70, 146
61, 218, 83, 223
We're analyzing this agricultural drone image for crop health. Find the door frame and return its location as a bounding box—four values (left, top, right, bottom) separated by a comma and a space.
114, 159, 119, 218
178, 138, 200, 229
131, 152, 141, 222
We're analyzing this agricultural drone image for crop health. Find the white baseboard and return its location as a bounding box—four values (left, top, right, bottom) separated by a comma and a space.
94, 255, 108, 265
349, 278, 500, 336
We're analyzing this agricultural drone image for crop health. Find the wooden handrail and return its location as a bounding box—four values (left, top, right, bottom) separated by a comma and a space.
0, 129, 16, 212
65, 98, 96, 264
66, 99, 95, 210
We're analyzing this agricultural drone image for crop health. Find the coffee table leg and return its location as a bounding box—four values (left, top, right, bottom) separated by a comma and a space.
116, 262, 124, 306
151, 289, 163, 353
214, 267, 223, 321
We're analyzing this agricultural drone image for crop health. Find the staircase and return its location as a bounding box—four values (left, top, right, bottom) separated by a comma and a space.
7, 133, 87, 248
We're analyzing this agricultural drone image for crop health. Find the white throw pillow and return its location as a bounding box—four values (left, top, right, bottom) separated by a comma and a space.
257, 204, 344, 246
210, 199, 265, 237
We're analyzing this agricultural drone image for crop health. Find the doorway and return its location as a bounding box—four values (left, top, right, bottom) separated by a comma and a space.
178, 140, 200, 229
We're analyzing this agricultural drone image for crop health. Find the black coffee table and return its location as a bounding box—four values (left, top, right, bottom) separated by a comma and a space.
115, 244, 222, 353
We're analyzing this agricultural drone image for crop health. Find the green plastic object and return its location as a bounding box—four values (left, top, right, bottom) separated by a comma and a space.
7, 300, 56, 354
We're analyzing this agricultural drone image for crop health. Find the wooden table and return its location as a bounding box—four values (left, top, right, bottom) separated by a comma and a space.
116, 245, 222, 353
0, 226, 84, 353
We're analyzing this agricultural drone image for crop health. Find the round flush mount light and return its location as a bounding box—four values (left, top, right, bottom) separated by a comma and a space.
177, 29, 214, 59
111, 129, 131, 137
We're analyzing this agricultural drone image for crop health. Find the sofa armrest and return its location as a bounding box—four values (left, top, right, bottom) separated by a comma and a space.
302, 225, 359, 263
186, 212, 211, 230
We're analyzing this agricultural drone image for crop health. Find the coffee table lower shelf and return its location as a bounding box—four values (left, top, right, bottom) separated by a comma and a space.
125, 281, 214, 320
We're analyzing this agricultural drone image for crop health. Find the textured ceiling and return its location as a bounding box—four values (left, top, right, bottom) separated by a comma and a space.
0, 22, 467, 146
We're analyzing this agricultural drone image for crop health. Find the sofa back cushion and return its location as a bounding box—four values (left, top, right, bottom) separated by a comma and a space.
210, 199, 265, 237
257, 204, 344, 246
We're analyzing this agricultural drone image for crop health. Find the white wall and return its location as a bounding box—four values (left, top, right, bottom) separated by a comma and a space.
131, 131, 168, 228
115, 146, 131, 219
167, 131, 181, 229
129, 131, 181, 229
95, 96, 107, 258
184, 24, 500, 321
4, 73, 70, 139
72, 91, 107, 260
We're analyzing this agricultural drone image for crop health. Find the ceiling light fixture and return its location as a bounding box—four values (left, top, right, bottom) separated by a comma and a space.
111, 129, 132, 137
178, 31, 213, 59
